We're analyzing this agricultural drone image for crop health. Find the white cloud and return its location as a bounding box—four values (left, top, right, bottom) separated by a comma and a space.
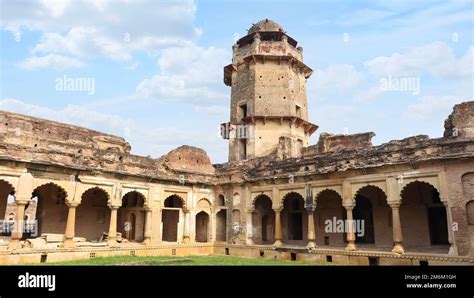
405, 95, 462, 119
41, 0, 71, 18
194, 105, 229, 116
337, 9, 395, 26
1, 0, 201, 62
135, 44, 230, 104
0, 98, 127, 129
32, 27, 132, 61
337, 1, 472, 30
19, 54, 84, 70
311, 104, 356, 133
353, 85, 387, 103
364, 42, 474, 79
125, 63, 139, 71
310, 64, 365, 100
158, 45, 228, 84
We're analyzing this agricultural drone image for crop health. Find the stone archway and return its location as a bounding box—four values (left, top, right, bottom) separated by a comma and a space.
353, 185, 390, 247
315, 189, 345, 247
401, 181, 449, 251
32, 183, 68, 237
119, 191, 145, 242
76, 187, 110, 242
252, 194, 274, 244
216, 194, 225, 207
195, 211, 209, 242
282, 192, 306, 242
216, 209, 227, 242
162, 195, 185, 242
0, 180, 15, 237
0, 180, 14, 221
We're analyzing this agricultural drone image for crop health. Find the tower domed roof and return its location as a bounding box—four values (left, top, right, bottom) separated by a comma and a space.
248, 19, 284, 34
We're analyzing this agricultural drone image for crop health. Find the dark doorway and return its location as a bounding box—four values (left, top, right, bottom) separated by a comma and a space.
254, 194, 274, 244
283, 193, 304, 241
162, 209, 179, 242
195, 211, 209, 243
290, 213, 303, 240
262, 215, 268, 241
353, 196, 374, 244
216, 209, 227, 242
428, 207, 449, 245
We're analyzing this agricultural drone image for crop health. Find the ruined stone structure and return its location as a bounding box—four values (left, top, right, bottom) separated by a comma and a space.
223, 20, 317, 162
0, 20, 473, 265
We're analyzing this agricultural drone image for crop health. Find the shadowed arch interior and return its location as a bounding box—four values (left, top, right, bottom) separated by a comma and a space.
119, 191, 146, 242
282, 192, 305, 242
162, 194, 185, 242
32, 183, 68, 237
217, 194, 225, 207
315, 189, 346, 246
195, 211, 209, 242
164, 195, 184, 208
400, 181, 449, 250
76, 187, 110, 242
216, 208, 227, 242
353, 185, 390, 246
253, 194, 274, 244
0, 179, 15, 227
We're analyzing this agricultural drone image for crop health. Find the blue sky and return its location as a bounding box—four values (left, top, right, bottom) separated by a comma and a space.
0, 0, 473, 163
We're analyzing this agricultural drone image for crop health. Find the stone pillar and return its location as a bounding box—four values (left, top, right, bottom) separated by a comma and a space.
306, 205, 316, 249
344, 204, 357, 251
108, 206, 119, 246
273, 208, 283, 247
143, 208, 152, 245
63, 202, 79, 248
182, 208, 191, 243
443, 202, 458, 255
9, 173, 34, 250
245, 209, 254, 245
152, 206, 162, 244
389, 202, 404, 254
254, 32, 261, 53
8, 201, 28, 250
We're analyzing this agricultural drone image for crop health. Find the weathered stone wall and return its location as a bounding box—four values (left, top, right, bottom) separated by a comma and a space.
444, 101, 474, 139
308, 132, 375, 154
445, 160, 474, 255
164, 145, 215, 175
253, 60, 308, 119
0, 110, 131, 154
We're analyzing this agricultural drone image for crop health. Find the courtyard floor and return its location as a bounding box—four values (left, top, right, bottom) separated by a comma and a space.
25, 255, 330, 266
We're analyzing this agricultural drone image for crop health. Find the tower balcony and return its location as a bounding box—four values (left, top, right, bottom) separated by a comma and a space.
232, 31, 303, 65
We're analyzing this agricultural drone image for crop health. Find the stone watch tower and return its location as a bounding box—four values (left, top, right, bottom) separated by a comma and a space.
222, 19, 318, 162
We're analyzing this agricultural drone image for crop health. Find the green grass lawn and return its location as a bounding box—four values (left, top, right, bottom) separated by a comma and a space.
32, 255, 328, 266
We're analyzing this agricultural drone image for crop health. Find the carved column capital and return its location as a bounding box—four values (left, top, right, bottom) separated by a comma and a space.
66, 201, 80, 208
388, 202, 401, 209
306, 203, 317, 212
343, 203, 355, 210
108, 204, 120, 210
14, 199, 30, 206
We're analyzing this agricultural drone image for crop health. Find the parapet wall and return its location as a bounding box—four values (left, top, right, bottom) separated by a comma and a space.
0, 111, 131, 154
